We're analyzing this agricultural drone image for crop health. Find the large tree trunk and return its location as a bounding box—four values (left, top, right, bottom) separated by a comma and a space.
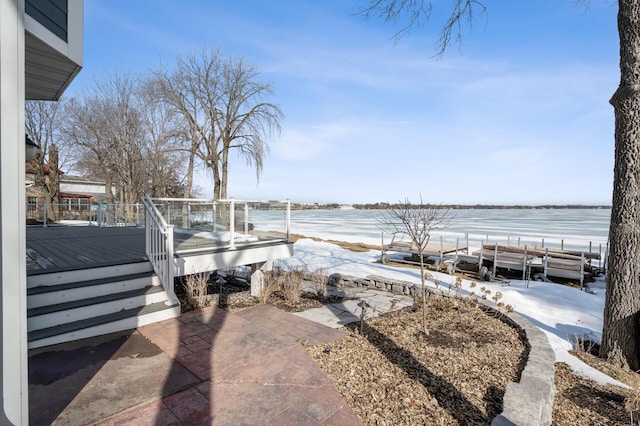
601, 0, 640, 370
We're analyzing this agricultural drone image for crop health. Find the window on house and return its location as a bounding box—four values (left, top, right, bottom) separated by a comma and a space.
79, 198, 89, 211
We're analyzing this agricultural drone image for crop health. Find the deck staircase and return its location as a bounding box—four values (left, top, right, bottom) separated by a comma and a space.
26, 261, 180, 349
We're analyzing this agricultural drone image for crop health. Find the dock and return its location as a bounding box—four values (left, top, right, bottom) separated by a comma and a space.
381, 238, 602, 285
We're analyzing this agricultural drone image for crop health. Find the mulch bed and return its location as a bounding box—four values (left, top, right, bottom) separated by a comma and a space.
306, 297, 526, 425
553, 362, 633, 425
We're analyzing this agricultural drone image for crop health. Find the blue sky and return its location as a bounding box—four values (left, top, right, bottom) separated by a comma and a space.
69, 1, 619, 205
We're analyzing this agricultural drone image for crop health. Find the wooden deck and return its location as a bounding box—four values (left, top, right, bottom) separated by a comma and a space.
27, 226, 147, 273
27, 226, 289, 274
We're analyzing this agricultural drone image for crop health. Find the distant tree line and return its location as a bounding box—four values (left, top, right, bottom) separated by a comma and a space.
25, 49, 282, 208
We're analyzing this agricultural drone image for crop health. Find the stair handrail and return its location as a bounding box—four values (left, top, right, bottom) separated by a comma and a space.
142, 194, 177, 306
98, 205, 130, 227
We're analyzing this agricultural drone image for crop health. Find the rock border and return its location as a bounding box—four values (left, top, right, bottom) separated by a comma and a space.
328, 273, 555, 426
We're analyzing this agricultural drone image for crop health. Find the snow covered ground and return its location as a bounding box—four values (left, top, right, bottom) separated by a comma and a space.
280, 238, 626, 388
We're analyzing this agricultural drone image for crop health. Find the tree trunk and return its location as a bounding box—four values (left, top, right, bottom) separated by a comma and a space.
213, 163, 222, 200
44, 145, 60, 222
220, 144, 229, 200
601, 0, 640, 370
183, 147, 195, 199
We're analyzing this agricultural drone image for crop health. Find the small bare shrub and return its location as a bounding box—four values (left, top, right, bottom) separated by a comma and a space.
282, 266, 304, 302
310, 268, 329, 297
454, 276, 463, 297
261, 267, 284, 304
185, 272, 210, 310
572, 334, 597, 354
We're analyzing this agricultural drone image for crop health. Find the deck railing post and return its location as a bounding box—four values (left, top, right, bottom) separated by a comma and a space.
187, 203, 191, 231
212, 201, 216, 232
229, 200, 236, 249
166, 224, 176, 303
286, 200, 291, 242
144, 202, 150, 254
244, 203, 249, 234
135, 203, 139, 226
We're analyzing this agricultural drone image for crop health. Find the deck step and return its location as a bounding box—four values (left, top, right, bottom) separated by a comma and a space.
27, 286, 169, 332
27, 271, 160, 309
27, 261, 153, 288
28, 301, 180, 349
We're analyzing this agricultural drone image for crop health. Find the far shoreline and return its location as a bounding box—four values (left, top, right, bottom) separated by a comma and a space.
291, 203, 612, 211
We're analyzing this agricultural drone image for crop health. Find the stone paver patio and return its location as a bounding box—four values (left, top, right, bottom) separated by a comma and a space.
30, 285, 413, 425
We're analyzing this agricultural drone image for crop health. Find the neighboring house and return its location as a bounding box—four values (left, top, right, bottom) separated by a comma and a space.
25, 159, 112, 221
0, 0, 83, 423
59, 175, 113, 204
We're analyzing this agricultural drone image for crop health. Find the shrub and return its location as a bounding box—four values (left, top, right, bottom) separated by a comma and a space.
184, 272, 210, 310
309, 268, 329, 297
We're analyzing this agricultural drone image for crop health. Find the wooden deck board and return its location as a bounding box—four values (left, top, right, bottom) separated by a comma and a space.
27, 226, 147, 274
26, 226, 289, 274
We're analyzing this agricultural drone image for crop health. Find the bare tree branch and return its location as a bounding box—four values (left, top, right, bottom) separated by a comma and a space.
359, 0, 486, 57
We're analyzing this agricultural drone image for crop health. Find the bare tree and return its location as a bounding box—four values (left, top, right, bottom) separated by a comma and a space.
138, 78, 187, 198
361, 0, 640, 370
152, 50, 223, 198
379, 197, 451, 334
153, 50, 283, 200
25, 99, 76, 171
215, 56, 283, 200
25, 99, 74, 221
63, 74, 147, 211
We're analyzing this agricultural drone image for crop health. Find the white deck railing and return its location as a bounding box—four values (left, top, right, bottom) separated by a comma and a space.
26, 202, 142, 227
142, 195, 177, 305
150, 197, 291, 251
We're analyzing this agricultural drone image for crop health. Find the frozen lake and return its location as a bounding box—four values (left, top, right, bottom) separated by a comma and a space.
249, 207, 611, 254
